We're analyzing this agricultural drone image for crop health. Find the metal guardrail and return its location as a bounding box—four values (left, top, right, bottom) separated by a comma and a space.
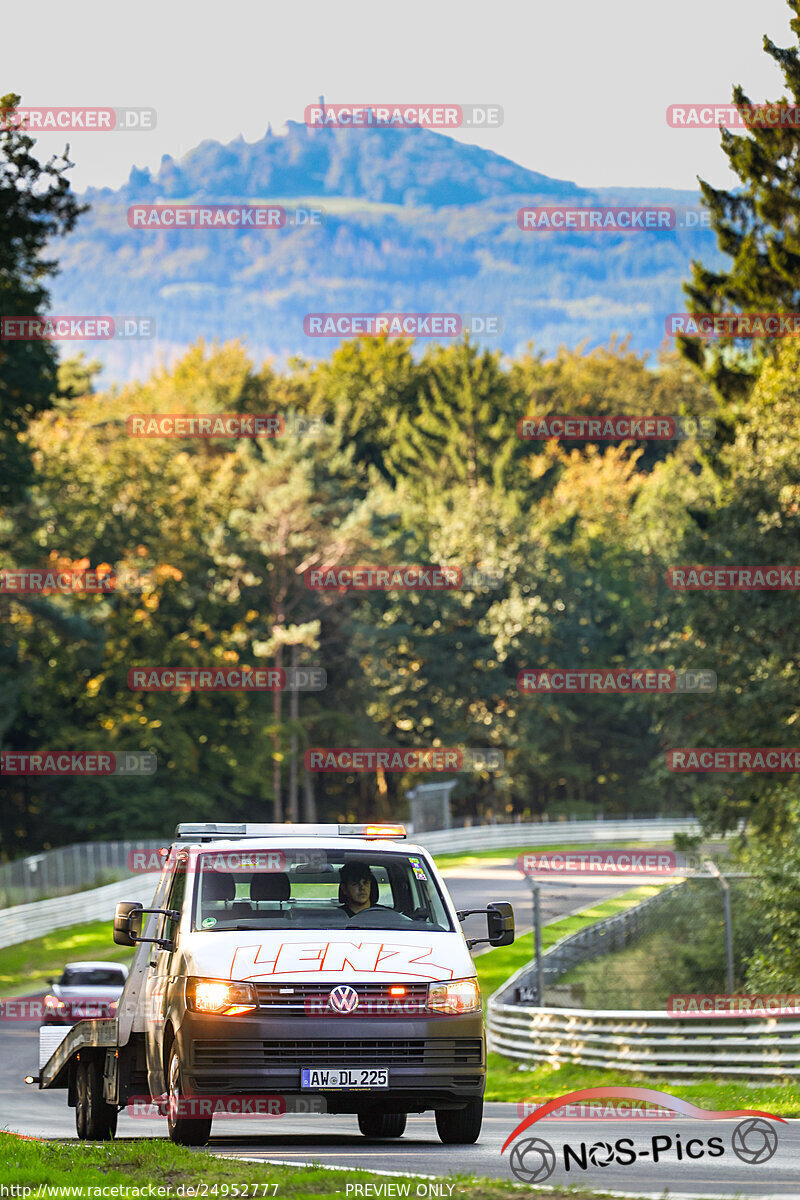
487, 882, 800, 1080
0, 873, 161, 951
0, 840, 162, 907
487, 1005, 800, 1078
415, 817, 701, 854
508, 882, 687, 1004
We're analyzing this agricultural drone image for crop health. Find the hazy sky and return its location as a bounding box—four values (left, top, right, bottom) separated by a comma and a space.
3, 0, 793, 193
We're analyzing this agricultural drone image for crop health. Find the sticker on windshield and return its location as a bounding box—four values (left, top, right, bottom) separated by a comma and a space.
409, 856, 428, 881
202, 917, 217, 928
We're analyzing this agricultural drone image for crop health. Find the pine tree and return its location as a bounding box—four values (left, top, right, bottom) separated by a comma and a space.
0, 93, 87, 503
387, 339, 520, 493
679, 1, 800, 409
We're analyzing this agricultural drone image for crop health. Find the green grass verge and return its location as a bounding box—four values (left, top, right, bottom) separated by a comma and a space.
0, 921, 133, 996
0, 1132, 658, 1199
483, 1053, 800, 1115
474, 885, 661, 998
557, 934, 680, 1009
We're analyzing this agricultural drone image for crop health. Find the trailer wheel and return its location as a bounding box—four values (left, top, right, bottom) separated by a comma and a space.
435, 1098, 483, 1144
358, 1112, 407, 1139
167, 1047, 212, 1146
76, 1058, 117, 1141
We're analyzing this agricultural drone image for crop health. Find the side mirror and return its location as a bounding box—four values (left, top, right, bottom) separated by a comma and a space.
487, 901, 515, 947
114, 901, 143, 946
113, 901, 181, 949
457, 900, 515, 949
47, 977, 56, 988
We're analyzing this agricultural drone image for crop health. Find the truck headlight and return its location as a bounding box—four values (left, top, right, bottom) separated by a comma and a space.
185, 978, 257, 1016
427, 978, 481, 1014
44, 995, 67, 1010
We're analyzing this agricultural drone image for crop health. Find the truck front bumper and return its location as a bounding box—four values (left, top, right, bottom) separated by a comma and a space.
175, 1010, 485, 1113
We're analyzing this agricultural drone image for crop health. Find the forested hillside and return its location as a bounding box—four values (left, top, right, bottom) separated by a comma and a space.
7, 332, 783, 856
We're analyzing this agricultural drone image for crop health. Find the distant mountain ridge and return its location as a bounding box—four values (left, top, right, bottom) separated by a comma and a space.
53, 123, 721, 382
90, 121, 585, 207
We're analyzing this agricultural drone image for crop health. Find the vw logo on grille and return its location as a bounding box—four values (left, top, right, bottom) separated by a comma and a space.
328, 985, 359, 1013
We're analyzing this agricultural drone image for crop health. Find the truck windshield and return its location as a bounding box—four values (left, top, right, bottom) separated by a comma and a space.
190, 849, 453, 932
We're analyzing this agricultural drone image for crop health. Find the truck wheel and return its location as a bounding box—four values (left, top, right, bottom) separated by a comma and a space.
75, 1061, 88, 1139
358, 1112, 407, 1139
77, 1058, 117, 1140
167, 1047, 212, 1146
435, 1098, 483, 1144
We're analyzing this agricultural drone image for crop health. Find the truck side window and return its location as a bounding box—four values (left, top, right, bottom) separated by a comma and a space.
160, 861, 187, 944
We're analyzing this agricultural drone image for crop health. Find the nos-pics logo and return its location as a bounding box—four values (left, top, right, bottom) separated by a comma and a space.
503, 1089, 782, 1184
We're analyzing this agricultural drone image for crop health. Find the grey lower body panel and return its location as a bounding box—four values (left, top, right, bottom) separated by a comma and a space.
172, 1011, 486, 1113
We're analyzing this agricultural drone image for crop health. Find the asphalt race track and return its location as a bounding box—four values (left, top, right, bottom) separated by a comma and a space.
5, 867, 799, 1196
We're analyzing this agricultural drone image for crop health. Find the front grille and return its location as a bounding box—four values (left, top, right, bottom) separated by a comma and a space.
255, 982, 430, 1013
193, 1038, 484, 1069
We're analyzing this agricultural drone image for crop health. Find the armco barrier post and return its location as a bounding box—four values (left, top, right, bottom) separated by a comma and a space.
525, 875, 544, 1003
706, 860, 735, 993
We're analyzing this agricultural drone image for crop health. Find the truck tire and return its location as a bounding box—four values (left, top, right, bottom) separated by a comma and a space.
75, 1061, 88, 1140
76, 1058, 117, 1140
358, 1112, 407, 1139
167, 1046, 212, 1146
435, 1098, 483, 1144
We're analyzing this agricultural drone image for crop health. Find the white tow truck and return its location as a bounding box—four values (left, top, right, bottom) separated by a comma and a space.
32, 822, 514, 1146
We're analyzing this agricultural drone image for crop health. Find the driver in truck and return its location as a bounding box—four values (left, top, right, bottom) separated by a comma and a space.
339, 861, 378, 916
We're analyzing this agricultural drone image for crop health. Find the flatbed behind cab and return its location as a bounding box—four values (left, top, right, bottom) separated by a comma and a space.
34, 853, 174, 1137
